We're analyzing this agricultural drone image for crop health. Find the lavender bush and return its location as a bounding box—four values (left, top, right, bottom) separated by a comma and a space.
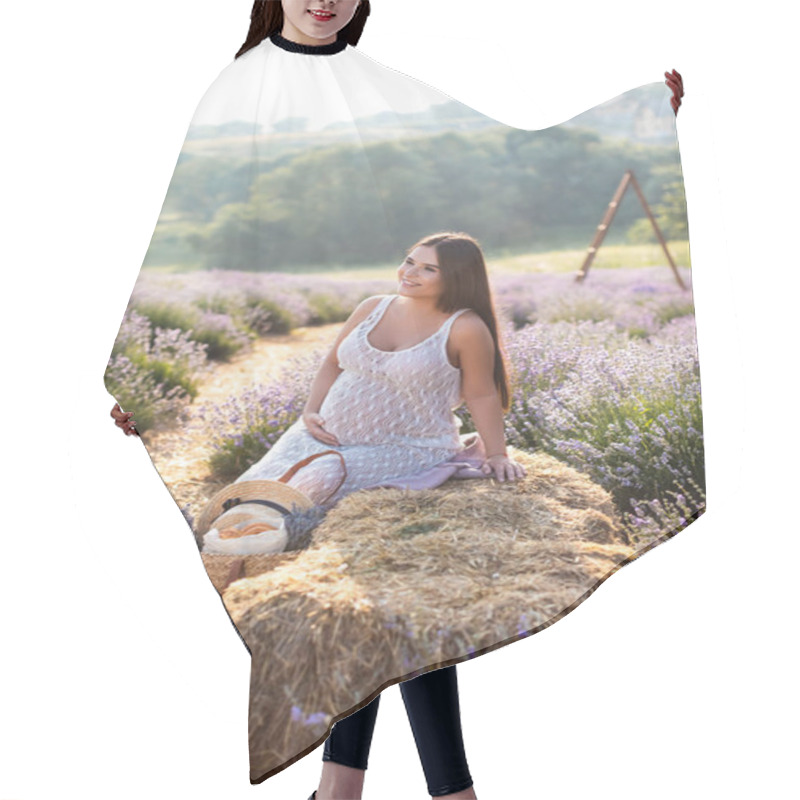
622, 476, 706, 548
492, 265, 695, 338
473, 313, 705, 530
128, 269, 394, 333
193, 347, 328, 479
105, 309, 209, 432
133, 300, 251, 361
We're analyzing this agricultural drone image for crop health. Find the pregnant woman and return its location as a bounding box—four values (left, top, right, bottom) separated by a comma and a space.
235, 229, 526, 506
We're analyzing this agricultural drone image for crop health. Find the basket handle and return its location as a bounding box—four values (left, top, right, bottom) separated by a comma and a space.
278, 449, 347, 505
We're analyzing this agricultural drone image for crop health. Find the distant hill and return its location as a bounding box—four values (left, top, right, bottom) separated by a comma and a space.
183, 82, 671, 162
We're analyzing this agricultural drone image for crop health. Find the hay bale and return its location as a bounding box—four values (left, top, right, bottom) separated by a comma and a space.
218, 448, 635, 780
201, 551, 303, 594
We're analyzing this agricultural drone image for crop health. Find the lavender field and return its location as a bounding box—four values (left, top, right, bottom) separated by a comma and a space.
106, 258, 704, 546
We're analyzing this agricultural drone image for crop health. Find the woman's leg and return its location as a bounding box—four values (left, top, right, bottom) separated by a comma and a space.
400, 665, 476, 798
316, 694, 381, 799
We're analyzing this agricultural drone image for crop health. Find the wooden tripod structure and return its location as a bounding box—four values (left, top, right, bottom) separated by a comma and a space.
575, 168, 687, 290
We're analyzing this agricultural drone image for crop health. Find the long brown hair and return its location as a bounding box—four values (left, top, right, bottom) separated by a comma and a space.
236, 1, 372, 59
408, 232, 512, 412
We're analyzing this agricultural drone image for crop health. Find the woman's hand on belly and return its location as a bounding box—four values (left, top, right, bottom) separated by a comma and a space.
302, 411, 341, 447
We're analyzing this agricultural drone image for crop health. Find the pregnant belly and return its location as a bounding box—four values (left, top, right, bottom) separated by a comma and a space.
319, 373, 369, 445
316, 397, 384, 445
316, 375, 399, 445
316, 374, 460, 448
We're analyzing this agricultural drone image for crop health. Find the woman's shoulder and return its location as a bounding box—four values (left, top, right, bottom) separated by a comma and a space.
357, 295, 391, 313
347, 294, 389, 324
453, 308, 486, 327
450, 309, 492, 344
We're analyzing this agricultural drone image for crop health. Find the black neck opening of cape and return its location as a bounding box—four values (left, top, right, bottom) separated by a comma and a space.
269, 31, 348, 55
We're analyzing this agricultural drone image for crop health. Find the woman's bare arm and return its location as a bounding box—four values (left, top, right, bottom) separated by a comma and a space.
451, 314, 526, 482
453, 315, 506, 456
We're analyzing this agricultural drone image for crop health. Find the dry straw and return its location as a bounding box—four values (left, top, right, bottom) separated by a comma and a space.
203, 448, 636, 781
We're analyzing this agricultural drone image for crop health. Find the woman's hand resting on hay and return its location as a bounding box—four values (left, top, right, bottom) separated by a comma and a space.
481, 453, 526, 483
303, 412, 341, 446
110, 402, 139, 437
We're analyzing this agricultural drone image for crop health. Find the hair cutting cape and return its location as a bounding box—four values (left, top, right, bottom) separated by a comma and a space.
103, 31, 705, 784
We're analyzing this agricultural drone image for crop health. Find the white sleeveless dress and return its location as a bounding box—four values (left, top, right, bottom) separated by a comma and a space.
235, 294, 472, 506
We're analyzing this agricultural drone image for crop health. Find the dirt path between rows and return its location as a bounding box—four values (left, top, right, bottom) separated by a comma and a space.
140, 324, 340, 526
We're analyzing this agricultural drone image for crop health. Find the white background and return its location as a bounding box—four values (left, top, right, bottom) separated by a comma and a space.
1, 1, 797, 798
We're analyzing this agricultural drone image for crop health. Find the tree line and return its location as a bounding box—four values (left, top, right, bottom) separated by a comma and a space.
145, 124, 686, 271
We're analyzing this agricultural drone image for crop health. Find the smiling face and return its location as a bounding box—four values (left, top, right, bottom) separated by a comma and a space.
397, 246, 445, 302
281, 0, 362, 44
